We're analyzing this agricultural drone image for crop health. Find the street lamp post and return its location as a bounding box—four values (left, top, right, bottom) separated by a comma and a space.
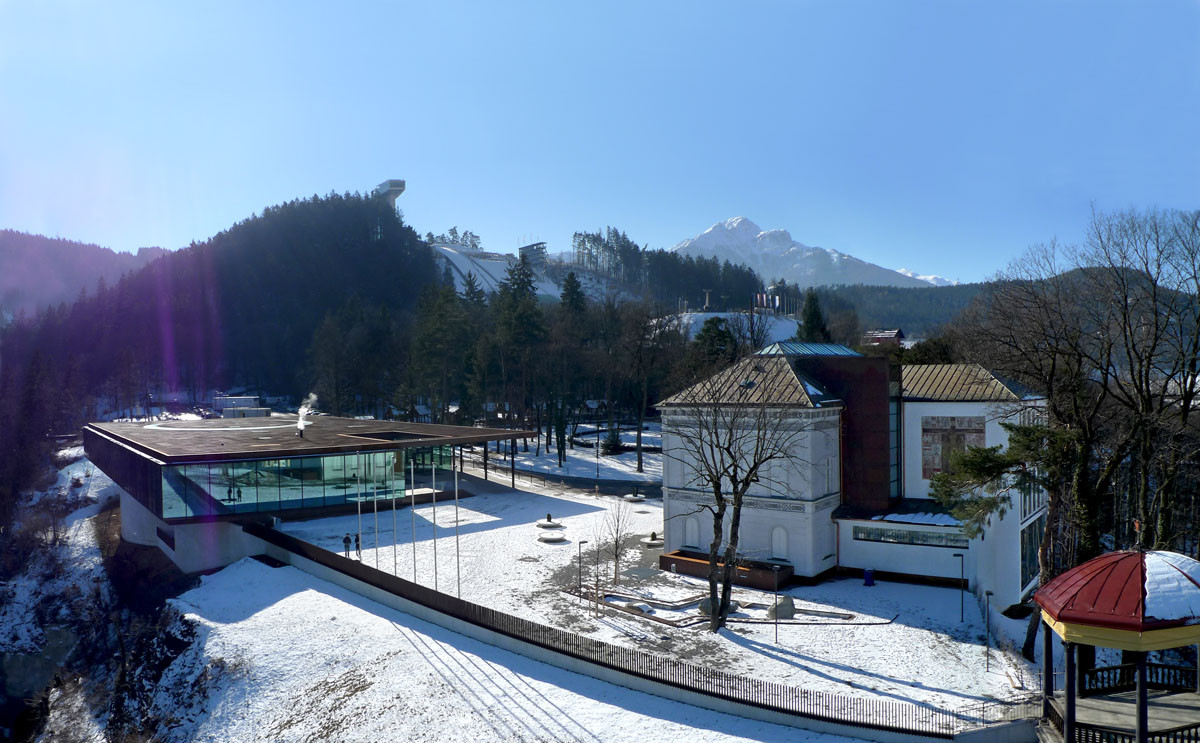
953, 553, 965, 622
578, 540, 589, 605
772, 565, 782, 645
985, 590, 994, 671
595, 406, 600, 479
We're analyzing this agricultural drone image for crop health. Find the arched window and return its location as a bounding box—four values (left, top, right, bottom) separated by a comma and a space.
771, 526, 789, 561
684, 517, 700, 548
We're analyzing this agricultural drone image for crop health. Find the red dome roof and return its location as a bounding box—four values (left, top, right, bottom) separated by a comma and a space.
1034, 550, 1200, 632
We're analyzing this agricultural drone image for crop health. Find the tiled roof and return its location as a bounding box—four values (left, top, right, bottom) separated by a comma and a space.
899, 364, 1027, 402
757, 342, 861, 357
658, 355, 840, 408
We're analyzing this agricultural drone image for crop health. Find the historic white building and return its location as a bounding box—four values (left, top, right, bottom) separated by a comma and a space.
659, 343, 1048, 609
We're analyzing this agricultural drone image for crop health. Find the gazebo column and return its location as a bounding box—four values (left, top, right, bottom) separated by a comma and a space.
1135, 651, 1149, 743
1043, 619, 1055, 717
1076, 644, 1095, 694
1064, 642, 1077, 743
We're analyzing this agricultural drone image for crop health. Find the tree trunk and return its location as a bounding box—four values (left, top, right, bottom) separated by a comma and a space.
1021, 611, 1040, 663
716, 491, 747, 629
636, 380, 648, 473
707, 497, 727, 632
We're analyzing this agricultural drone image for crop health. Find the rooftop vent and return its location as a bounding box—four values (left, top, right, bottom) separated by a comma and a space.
740, 379, 757, 389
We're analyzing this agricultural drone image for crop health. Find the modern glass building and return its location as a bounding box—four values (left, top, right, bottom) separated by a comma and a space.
84, 417, 526, 523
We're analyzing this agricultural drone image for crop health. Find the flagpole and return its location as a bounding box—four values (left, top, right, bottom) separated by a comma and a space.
355, 453, 361, 561
392, 456, 398, 576
410, 456, 416, 582
373, 470, 379, 570
431, 449, 438, 592
454, 453, 462, 598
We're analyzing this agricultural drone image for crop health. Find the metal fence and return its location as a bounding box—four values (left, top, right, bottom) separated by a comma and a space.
244, 522, 1038, 739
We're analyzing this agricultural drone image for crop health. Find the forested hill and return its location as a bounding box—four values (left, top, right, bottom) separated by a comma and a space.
819, 282, 984, 337
0, 230, 166, 319
1, 193, 437, 408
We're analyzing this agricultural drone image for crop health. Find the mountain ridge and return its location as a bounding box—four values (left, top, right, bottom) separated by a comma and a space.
672, 217, 940, 289
0, 230, 167, 319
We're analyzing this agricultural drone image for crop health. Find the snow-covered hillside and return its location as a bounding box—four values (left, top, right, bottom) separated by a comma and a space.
673, 218, 932, 289
432, 243, 560, 298
896, 268, 958, 287
674, 311, 799, 345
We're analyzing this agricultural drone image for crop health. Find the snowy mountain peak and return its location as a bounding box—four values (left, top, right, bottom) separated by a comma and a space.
721, 216, 760, 233
674, 218, 934, 289
896, 268, 959, 287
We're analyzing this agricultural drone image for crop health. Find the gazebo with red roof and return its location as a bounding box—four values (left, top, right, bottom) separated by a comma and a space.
1034, 550, 1200, 743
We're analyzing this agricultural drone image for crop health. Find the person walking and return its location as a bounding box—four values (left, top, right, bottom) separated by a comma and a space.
354, 533, 361, 559
342, 533, 351, 558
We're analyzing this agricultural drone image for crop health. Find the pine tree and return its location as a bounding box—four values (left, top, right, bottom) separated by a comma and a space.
797, 289, 831, 343
560, 271, 586, 317
460, 271, 488, 311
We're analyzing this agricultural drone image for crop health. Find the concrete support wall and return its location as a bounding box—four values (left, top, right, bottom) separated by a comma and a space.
121, 490, 270, 573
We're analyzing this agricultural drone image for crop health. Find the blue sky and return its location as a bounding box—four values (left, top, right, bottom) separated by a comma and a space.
1, 1, 1197, 283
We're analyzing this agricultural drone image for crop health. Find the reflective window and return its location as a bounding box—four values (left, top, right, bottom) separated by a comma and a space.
852, 525, 968, 549
162, 466, 189, 519
256, 460, 279, 511
278, 459, 305, 510
157, 449, 419, 520
1021, 515, 1046, 589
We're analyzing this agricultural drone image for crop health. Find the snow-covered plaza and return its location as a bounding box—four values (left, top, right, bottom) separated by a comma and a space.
280, 474, 1034, 711
157, 558, 861, 743
467, 426, 663, 483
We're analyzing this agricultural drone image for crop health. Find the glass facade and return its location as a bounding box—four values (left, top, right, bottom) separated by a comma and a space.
888, 400, 901, 498
160, 449, 427, 520
1020, 514, 1046, 589
852, 525, 969, 549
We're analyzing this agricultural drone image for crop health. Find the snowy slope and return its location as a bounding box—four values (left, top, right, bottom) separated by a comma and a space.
433, 243, 560, 298
673, 218, 932, 289
155, 558, 861, 743
896, 268, 958, 287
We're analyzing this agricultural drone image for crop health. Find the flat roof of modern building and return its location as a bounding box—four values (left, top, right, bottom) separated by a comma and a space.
85, 416, 535, 464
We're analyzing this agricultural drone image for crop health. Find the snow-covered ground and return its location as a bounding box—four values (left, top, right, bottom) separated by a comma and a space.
158, 558, 862, 743
1, 456, 118, 653
473, 432, 662, 483
281, 478, 1030, 710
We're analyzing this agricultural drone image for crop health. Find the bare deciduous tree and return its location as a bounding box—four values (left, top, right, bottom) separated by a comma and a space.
941, 207, 1200, 658
595, 498, 636, 585
661, 354, 816, 631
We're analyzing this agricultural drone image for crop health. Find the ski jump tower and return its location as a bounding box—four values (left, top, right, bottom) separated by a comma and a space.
373, 179, 406, 209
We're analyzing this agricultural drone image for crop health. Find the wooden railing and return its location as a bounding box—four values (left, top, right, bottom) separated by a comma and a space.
1082, 664, 1198, 697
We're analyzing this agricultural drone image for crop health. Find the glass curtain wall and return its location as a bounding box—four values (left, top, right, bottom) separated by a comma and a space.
160, 450, 404, 520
